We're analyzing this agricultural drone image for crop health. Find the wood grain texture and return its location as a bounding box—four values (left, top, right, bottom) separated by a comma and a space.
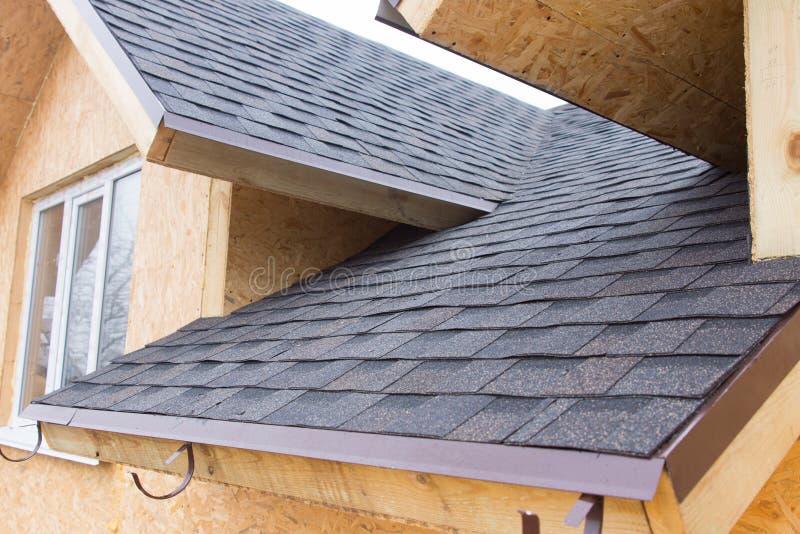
47, 0, 159, 153
124, 163, 212, 351
0, 449, 440, 534
745, 0, 800, 260
0, 0, 64, 179
398, 0, 746, 170
201, 179, 232, 317
644, 472, 686, 534
679, 358, 800, 534
0, 40, 134, 424
733, 438, 800, 534
44, 423, 654, 534
224, 184, 394, 313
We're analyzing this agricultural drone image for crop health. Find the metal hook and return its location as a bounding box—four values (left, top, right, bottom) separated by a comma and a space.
0, 421, 43, 462
131, 442, 194, 500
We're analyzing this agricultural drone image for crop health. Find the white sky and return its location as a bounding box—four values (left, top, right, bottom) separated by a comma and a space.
277, 0, 564, 109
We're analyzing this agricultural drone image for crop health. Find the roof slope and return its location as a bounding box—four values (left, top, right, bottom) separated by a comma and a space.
36, 106, 800, 458
88, 0, 546, 202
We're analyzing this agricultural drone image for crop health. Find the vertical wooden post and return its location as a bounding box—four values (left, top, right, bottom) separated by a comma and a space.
746, 0, 800, 259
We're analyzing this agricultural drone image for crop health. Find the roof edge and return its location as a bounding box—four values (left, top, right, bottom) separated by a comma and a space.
160, 112, 499, 214
24, 404, 664, 500
658, 304, 800, 499
48, 0, 164, 152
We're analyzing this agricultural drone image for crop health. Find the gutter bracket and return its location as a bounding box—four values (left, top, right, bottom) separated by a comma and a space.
565, 494, 604, 534
519, 510, 541, 534
130, 442, 195, 500
0, 421, 43, 462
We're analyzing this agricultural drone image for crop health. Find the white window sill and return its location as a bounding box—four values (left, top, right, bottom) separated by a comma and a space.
0, 425, 98, 466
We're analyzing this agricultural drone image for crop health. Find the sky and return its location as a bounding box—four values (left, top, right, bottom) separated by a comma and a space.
277, 0, 564, 110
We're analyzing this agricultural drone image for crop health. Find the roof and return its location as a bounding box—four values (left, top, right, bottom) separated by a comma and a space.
35, 104, 800, 458
87, 0, 546, 203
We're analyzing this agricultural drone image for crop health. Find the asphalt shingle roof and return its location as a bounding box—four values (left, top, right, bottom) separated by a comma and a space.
88, 0, 548, 203
33, 1, 800, 459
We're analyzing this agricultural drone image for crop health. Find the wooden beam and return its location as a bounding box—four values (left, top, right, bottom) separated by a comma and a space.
396, 0, 746, 170
734, 437, 800, 532
745, 0, 800, 260
154, 127, 486, 230
201, 179, 232, 317
643, 472, 686, 534
46, 0, 159, 154
42, 423, 653, 533
678, 357, 800, 533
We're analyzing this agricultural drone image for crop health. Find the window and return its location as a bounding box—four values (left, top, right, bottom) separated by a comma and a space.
12, 159, 141, 421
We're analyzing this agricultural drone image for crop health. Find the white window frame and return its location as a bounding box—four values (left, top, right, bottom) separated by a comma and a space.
1, 158, 141, 462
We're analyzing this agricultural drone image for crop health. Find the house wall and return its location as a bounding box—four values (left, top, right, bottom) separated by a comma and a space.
0, 36, 413, 533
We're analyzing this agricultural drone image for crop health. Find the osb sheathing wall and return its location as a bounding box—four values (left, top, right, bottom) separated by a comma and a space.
0, 35, 408, 533
224, 184, 395, 313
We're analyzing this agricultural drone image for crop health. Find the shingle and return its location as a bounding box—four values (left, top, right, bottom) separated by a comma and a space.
205, 340, 288, 362
436, 302, 552, 329
372, 307, 462, 332
768, 283, 800, 314
506, 399, 578, 443
502, 275, 619, 304
82, 364, 153, 384
577, 320, 704, 356
261, 360, 360, 388
319, 333, 420, 360
637, 285, 792, 320
561, 249, 677, 279
76, 385, 149, 409
36, 383, 112, 406
527, 397, 701, 455
263, 391, 384, 427
200, 388, 304, 422
386, 330, 504, 359
111, 386, 189, 412
688, 258, 800, 288
596, 266, 711, 297
524, 294, 663, 326
150, 387, 241, 416
426, 285, 524, 307
168, 343, 236, 364
323, 360, 420, 391
160, 362, 242, 386
207, 362, 296, 387
277, 336, 354, 360
448, 398, 551, 442
386, 359, 515, 393
476, 326, 605, 358
657, 240, 749, 269
483, 357, 640, 397
610, 356, 738, 397
677, 318, 779, 355
341, 395, 493, 437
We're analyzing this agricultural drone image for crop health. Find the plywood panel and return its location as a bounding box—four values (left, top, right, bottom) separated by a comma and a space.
0, 0, 64, 179
0, 39, 134, 424
733, 438, 800, 533
124, 163, 213, 351
0, 451, 441, 534
745, 0, 800, 260
398, 0, 746, 170
224, 184, 395, 312
45, 424, 653, 534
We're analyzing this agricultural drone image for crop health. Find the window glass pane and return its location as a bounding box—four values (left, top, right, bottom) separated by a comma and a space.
62, 197, 103, 385
20, 203, 64, 411
98, 172, 141, 367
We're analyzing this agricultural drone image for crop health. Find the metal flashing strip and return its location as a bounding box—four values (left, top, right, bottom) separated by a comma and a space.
73, 0, 164, 127
658, 305, 800, 500
24, 404, 663, 501
162, 112, 499, 214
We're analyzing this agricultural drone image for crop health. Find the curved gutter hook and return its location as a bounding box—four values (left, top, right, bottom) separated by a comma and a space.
131, 442, 194, 500
0, 421, 43, 462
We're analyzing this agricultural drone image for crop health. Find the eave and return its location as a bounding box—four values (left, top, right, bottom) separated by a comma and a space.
48, 0, 493, 230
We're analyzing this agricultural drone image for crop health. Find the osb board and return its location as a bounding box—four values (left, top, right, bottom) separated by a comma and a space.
733, 438, 800, 533
745, 0, 800, 260
224, 184, 395, 313
0, 39, 134, 424
400, 0, 746, 170
0, 0, 64, 179
0, 452, 441, 534
45, 424, 653, 534
124, 164, 214, 352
